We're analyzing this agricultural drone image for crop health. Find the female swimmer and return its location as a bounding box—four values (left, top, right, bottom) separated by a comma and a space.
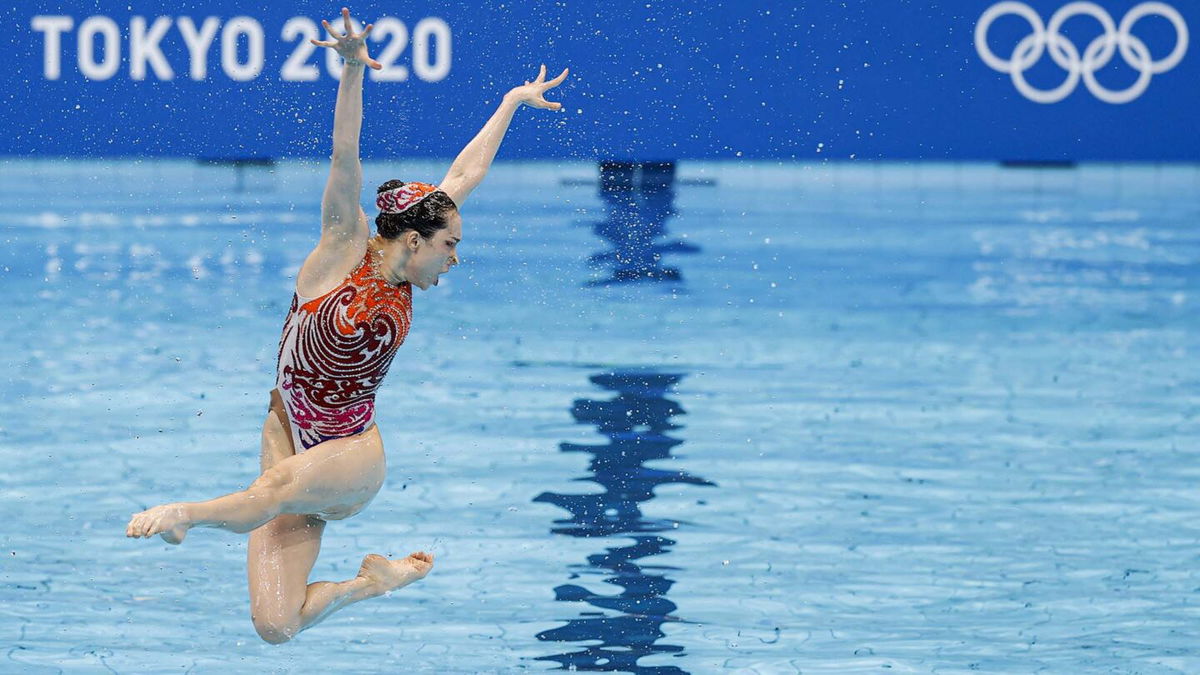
125, 7, 568, 643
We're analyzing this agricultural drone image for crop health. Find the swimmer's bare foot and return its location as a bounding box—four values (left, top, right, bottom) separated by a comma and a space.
358, 552, 434, 595
125, 504, 192, 545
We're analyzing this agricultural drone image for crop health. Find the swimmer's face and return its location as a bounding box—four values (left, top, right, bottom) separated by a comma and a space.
406, 211, 462, 291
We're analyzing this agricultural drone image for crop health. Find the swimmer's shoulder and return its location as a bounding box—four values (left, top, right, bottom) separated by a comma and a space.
295, 236, 368, 299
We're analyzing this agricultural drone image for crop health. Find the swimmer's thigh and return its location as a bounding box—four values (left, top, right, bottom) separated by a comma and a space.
262, 390, 296, 471
248, 401, 325, 629
264, 426, 386, 518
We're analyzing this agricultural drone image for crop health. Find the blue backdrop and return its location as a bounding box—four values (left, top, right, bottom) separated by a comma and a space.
4, 1, 1196, 160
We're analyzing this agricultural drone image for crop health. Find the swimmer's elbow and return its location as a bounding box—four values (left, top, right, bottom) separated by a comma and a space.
330, 149, 361, 169
440, 170, 481, 206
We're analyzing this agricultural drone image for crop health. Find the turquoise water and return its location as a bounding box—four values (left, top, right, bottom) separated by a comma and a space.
1, 160, 1198, 673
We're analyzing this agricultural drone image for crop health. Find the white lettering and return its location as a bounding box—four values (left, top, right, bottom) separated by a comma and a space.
78, 16, 120, 81
31, 15, 73, 80
177, 17, 220, 80
221, 16, 264, 82
29, 13, 453, 83
412, 17, 451, 82
130, 16, 174, 80
281, 17, 320, 82
369, 18, 408, 82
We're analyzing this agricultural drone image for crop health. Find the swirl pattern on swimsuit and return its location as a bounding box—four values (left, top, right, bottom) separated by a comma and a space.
275, 248, 413, 450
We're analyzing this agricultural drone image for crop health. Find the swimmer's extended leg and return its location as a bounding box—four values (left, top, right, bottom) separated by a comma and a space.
125, 476, 292, 542
125, 427, 386, 543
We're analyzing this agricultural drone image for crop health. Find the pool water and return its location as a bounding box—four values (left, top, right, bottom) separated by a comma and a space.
1, 159, 1198, 673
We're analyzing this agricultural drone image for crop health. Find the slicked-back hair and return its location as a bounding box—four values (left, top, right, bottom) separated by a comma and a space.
374, 179, 458, 240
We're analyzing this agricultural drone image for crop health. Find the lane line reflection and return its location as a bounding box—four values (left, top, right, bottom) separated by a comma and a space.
533, 371, 715, 673
587, 162, 700, 286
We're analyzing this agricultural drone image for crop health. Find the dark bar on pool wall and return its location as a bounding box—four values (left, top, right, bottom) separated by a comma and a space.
1000, 159, 1077, 169
196, 157, 277, 166
196, 157, 277, 192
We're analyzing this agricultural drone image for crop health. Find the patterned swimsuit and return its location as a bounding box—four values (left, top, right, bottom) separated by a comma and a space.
275, 247, 413, 451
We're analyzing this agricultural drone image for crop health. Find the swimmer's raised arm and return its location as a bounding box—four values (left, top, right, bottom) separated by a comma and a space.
439, 64, 570, 207
312, 8, 381, 247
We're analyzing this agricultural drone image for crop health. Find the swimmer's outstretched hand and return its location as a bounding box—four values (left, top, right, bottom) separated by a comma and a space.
507, 65, 570, 111
310, 7, 382, 70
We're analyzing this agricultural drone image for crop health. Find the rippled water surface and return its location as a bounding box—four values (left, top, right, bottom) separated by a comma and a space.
1, 160, 1198, 673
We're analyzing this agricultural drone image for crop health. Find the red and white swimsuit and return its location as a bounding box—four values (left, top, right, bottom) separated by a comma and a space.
275, 247, 413, 451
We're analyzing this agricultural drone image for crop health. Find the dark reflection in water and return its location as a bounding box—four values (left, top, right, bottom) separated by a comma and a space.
588, 161, 700, 286
533, 371, 715, 673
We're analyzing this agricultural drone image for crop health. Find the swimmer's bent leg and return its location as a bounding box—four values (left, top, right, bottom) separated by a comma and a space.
252, 538, 435, 644
248, 513, 392, 645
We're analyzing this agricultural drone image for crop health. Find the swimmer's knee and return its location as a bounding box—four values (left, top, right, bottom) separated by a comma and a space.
250, 465, 292, 493
255, 624, 296, 645
252, 613, 300, 645
247, 466, 296, 514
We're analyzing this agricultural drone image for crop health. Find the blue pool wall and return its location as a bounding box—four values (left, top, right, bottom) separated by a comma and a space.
3, 0, 1198, 161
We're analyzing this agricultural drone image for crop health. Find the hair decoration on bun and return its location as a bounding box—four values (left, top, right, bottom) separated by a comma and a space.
376, 182, 439, 214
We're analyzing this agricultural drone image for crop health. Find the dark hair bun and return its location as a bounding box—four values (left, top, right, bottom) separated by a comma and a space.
374, 180, 458, 240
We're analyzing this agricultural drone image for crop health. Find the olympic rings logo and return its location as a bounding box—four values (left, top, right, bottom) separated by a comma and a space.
975, 1, 1189, 103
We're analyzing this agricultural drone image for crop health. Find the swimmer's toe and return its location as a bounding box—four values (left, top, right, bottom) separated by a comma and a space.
126, 513, 145, 537
127, 505, 190, 544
